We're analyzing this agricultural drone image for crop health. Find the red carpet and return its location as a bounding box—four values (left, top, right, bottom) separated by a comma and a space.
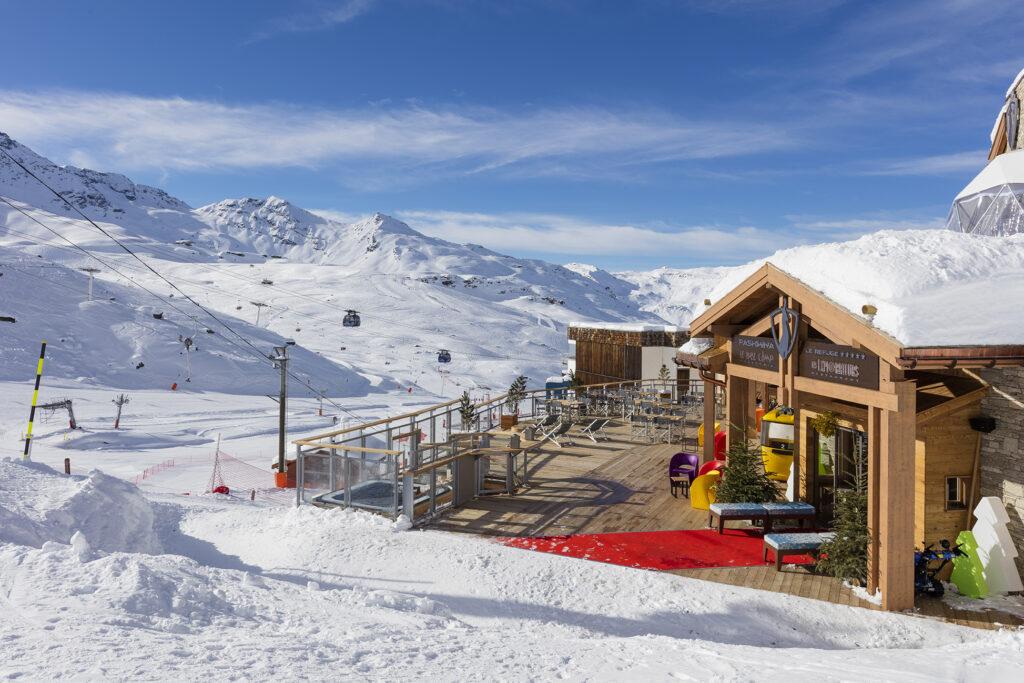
502, 528, 815, 571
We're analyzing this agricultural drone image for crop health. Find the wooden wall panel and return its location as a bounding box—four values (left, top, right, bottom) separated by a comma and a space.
574, 340, 643, 385
916, 403, 981, 548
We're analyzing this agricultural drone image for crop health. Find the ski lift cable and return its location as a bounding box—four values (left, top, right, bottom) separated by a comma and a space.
1, 218, 555, 366
0, 155, 300, 369
0, 192, 361, 420
3, 196, 553, 361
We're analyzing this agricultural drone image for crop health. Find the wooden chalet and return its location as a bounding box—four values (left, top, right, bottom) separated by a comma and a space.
681, 262, 1024, 611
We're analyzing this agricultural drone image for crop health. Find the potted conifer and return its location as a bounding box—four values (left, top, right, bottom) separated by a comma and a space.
501, 375, 528, 430
456, 390, 477, 433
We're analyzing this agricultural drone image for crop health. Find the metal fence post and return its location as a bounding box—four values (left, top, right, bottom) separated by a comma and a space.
343, 448, 351, 508
295, 444, 303, 507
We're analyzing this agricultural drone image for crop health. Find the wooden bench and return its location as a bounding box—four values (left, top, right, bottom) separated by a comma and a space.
763, 532, 835, 571
709, 501, 817, 534
708, 503, 769, 533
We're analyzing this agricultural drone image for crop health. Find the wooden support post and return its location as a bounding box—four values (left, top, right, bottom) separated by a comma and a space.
799, 412, 813, 501
725, 374, 749, 450
878, 381, 916, 611
790, 388, 800, 497
867, 406, 882, 594
702, 380, 716, 464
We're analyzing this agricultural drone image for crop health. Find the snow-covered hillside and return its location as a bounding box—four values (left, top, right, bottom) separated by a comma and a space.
0, 132, 666, 400
0, 245, 369, 395
617, 264, 745, 327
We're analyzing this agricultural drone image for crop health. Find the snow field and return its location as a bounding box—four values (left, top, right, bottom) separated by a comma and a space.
2, 449, 1024, 680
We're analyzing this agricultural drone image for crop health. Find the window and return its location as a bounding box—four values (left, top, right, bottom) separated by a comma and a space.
945, 476, 970, 511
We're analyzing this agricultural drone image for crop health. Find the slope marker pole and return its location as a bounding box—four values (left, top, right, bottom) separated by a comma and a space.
23, 340, 47, 461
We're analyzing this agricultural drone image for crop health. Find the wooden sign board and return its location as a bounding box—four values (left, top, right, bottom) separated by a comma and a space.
798, 341, 879, 390
732, 335, 780, 372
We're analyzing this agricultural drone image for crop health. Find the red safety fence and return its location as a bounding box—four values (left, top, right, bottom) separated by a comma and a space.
208, 449, 294, 506
131, 458, 177, 486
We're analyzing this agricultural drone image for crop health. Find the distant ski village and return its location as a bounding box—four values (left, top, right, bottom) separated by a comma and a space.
2, 4, 1024, 681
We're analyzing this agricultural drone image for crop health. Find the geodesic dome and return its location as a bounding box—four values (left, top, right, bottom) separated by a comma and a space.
947, 149, 1024, 236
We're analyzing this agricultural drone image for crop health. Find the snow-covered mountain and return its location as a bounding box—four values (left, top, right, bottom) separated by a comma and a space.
615, 265, 748, 327
0, 132, 668, 398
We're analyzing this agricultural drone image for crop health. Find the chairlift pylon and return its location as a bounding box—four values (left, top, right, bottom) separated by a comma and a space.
343, 310, 361, 327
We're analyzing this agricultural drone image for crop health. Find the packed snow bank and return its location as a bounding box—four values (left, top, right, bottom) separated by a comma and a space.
0, 458, 161, 554
2, 488, 1023, 679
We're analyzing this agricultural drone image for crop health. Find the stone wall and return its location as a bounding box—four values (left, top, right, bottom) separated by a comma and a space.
978, 367, 1024, 578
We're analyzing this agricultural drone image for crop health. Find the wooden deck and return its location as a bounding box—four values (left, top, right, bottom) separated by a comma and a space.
427, 421, 1024, 630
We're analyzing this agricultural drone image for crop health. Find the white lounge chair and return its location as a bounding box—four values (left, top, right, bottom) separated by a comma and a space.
579, 418, 611, 443
540, 421, 574, 448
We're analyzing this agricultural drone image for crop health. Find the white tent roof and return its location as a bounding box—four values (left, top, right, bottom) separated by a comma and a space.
955, 149, 1024, 199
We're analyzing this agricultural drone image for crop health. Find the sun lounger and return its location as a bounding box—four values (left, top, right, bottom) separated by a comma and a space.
578, 418, 611, 443
709, 501, 817, 533
540, 421, 574, 448
532, 414, 559, 430
763, 532, 835, 571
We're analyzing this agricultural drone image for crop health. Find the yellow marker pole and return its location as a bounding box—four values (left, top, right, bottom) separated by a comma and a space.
23, 340, 47, 461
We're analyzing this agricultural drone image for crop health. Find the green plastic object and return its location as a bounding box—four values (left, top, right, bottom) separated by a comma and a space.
950, 530, 989, 599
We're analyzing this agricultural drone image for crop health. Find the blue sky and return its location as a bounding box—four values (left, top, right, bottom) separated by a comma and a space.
1, 0, 1021, 269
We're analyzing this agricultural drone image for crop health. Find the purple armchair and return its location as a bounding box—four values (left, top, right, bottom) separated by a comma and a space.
669, 451, 700, 498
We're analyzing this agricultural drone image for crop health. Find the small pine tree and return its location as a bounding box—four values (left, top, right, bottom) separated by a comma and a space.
715, 436, 779, 504
457, 390, 476, 431
505, 375, 528, 416
658, 364, 671, 382
817, 443, 870, 585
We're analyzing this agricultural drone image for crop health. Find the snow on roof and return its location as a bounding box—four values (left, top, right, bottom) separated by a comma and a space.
697, 229, 1024, 348
1005, 67, 1024, 98
955, 149, 1024, 199
568, 321, 686, 333
679, 337, 713, 354
989, 68, 1024, 143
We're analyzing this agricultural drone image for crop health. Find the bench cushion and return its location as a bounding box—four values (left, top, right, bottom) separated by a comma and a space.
762, 502, 815, 516
709, 502, 769, 518
764, 532, 835, 552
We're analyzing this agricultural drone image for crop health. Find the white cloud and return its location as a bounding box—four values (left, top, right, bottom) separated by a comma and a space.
309, 208, 371, 224
865, 151, 987, 176
392, 209, 792, 261
377, 208, 951, 264
0, 90, 796, 186
249, 0, 378, 42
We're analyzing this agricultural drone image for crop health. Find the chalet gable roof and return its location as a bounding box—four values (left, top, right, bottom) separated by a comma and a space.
689, 263, 905, 365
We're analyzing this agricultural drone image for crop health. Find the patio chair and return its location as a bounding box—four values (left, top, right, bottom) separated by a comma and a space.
668, 451, 699, 498
629, 413, 648, 441
578, 418, 611, 443
669, 451, 699, 483
540, 420, 574, 448
650, 416, 671, 444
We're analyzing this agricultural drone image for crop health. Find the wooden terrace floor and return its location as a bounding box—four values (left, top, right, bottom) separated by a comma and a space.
427, 421, 1023, 630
